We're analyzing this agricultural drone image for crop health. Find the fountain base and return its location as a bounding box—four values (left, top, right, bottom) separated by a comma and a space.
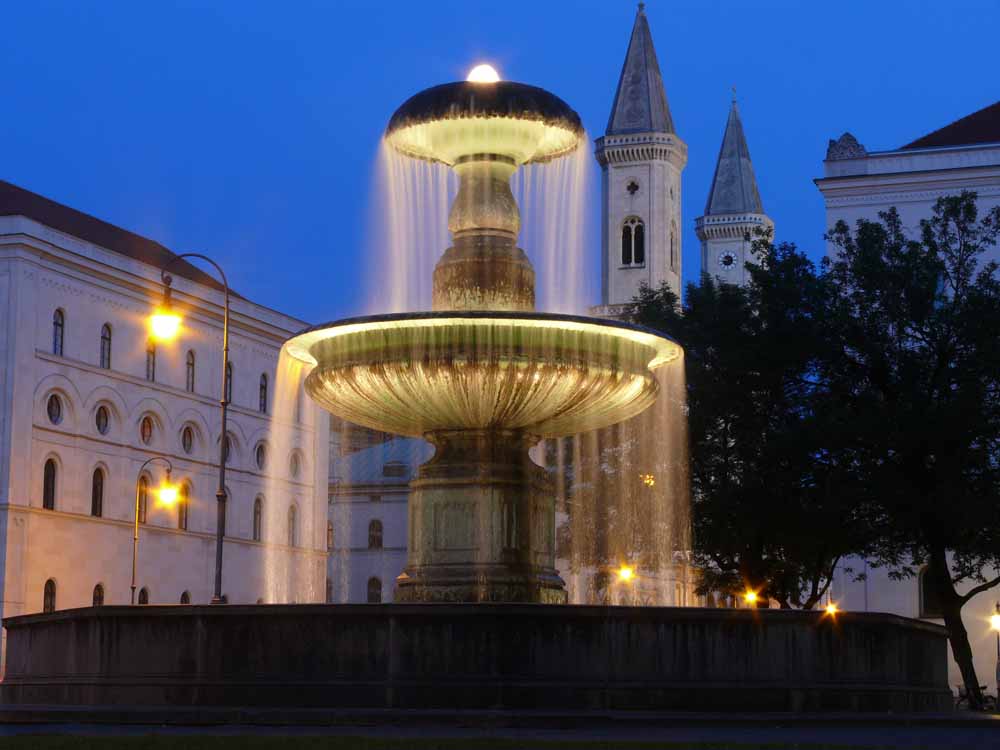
395, 429, 566, 604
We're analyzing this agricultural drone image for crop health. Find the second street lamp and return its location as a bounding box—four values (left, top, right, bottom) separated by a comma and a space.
150, 253, 231, 604
132, 457, 178, 605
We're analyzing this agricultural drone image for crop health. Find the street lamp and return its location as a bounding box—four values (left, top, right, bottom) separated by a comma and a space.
743, 589, 759, 607
132, 457, 178, 604
617, 565, 635, 583
150, 253, 231, 604
990, 602, 1000, 706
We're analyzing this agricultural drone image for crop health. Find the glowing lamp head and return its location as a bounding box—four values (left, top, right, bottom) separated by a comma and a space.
991, 613, 1000, 632
743, 590, 759, 605
617, 565, 634, 582
825, 602, 839, 616
466, 64, 500, 83
157, 483, 179, 506
150, 310, 181, 341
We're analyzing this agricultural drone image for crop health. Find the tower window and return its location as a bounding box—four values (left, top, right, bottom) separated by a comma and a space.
253, 496, 263, 542
43, 579, 56, 613
100, 324, 112, 369
137, 475, 149, 524
185, 350, 196, 393
287, 504, 298, 547
91, 467, 104, 517
180, 591, 191, 604
43, 458, 57, 510
145, 341, 156, 382
326, 521, 334, 550
626, 180, 639, 196
178, 483, 190, 530
138, 587, 149, 605
367, 577, 382, 604
621, 217, 645, 267
46, 394, 63, 425
368, 519, 383, 550
52, 309, 65, 355
259, 374, 268, 414
92, 583, 105, 607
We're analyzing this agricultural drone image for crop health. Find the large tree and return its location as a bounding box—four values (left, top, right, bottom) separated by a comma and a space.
826, 192, 1000, 708
628, 241, 865, 608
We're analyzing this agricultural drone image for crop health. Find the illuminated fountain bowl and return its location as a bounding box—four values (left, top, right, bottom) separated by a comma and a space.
385, 80, 584, 166
285, 312, 681, 439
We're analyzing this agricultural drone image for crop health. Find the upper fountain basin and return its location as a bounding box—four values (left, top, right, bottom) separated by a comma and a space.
385, 81, 584, 166
286, 312, 681, 439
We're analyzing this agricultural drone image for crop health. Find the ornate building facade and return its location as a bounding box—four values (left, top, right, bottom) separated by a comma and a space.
0, 178, 329, 662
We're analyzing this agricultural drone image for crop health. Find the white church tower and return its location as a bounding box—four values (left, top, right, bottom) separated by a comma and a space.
594, 3, 687, 314
695, 98, 772, 286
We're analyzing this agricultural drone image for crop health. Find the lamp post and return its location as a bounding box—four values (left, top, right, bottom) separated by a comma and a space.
151, 253, 231, 604
990, 602, 1000, 707
132, 457, 177, 604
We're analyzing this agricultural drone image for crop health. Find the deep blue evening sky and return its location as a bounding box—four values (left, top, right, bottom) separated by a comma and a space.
2, 1, 997, 323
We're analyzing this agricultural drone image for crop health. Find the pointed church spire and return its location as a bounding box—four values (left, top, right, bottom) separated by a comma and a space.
605, 3, 674, 135
704, 99, 764, 215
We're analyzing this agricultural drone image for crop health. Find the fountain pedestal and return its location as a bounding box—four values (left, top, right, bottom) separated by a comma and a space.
396, 430, 566, 603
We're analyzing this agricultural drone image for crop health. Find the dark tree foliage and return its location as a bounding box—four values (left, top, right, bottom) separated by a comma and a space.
826, 192, 1000, 708
627, 241, 865, 609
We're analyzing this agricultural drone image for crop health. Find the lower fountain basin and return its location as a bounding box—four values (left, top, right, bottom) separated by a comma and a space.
286, 311, 681, 439
0, 604, 950, 714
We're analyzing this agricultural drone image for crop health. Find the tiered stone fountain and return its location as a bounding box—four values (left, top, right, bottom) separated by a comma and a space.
286, 75, 679, 604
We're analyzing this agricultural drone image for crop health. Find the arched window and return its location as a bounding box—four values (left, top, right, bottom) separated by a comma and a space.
181, 426, 194, 455
253, 496, 263, 542
43, 579, 56, 613
326, 521, 334, 550
185, 350, 196, 393
287, 504, 298, 547
368, 519, 383, 550
919, 566, 943, 619
670, 220, 678, 271
367, 577, 382, 604
145, 341, 156, 382
137, 475, 149, 524
43, 458, 57, 510
95, 405, 110, 435
224, 362, 233, 404
289, 452, 301, 479
46, 394, 63, 425
92, 583, 105, 607
621, 217, 645, 267
90, 467, 104, 517
138, 587, 149, 605
52, 309, 65, 355
180, 591, 191, 605
99, 323, 112, 369
178, 483, 189, 531
259, 374, 268, 414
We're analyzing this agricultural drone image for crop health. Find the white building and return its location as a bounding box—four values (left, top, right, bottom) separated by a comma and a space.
817, 100, 1000, 692
326, 421, 430, 604
695, 99, 773, 287
0, 177, 329, 660
816, 99, 1000, 260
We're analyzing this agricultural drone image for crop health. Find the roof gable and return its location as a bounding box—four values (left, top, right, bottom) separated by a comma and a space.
902, 100, 1000, 150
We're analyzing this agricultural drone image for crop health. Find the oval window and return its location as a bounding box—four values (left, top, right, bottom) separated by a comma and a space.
255, 443, 267, 470
46, 394, 63, 425
95, 405, 110, 435
140, 416, 154, 445
181, 426, 194, 455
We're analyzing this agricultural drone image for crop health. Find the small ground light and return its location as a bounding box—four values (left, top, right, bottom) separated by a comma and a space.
618, 565, 634, 582
640, 473, 655, 487
743, 590, 758, 605
825, 602, 839, 616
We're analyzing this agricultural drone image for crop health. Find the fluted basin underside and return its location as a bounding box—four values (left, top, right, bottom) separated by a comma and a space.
287, 312, 679, 439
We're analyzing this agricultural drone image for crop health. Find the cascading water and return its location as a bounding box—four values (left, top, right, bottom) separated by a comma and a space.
262, 346, 321, 603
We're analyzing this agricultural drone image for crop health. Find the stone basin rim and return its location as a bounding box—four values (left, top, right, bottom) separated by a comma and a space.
285, 310, 681, 368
